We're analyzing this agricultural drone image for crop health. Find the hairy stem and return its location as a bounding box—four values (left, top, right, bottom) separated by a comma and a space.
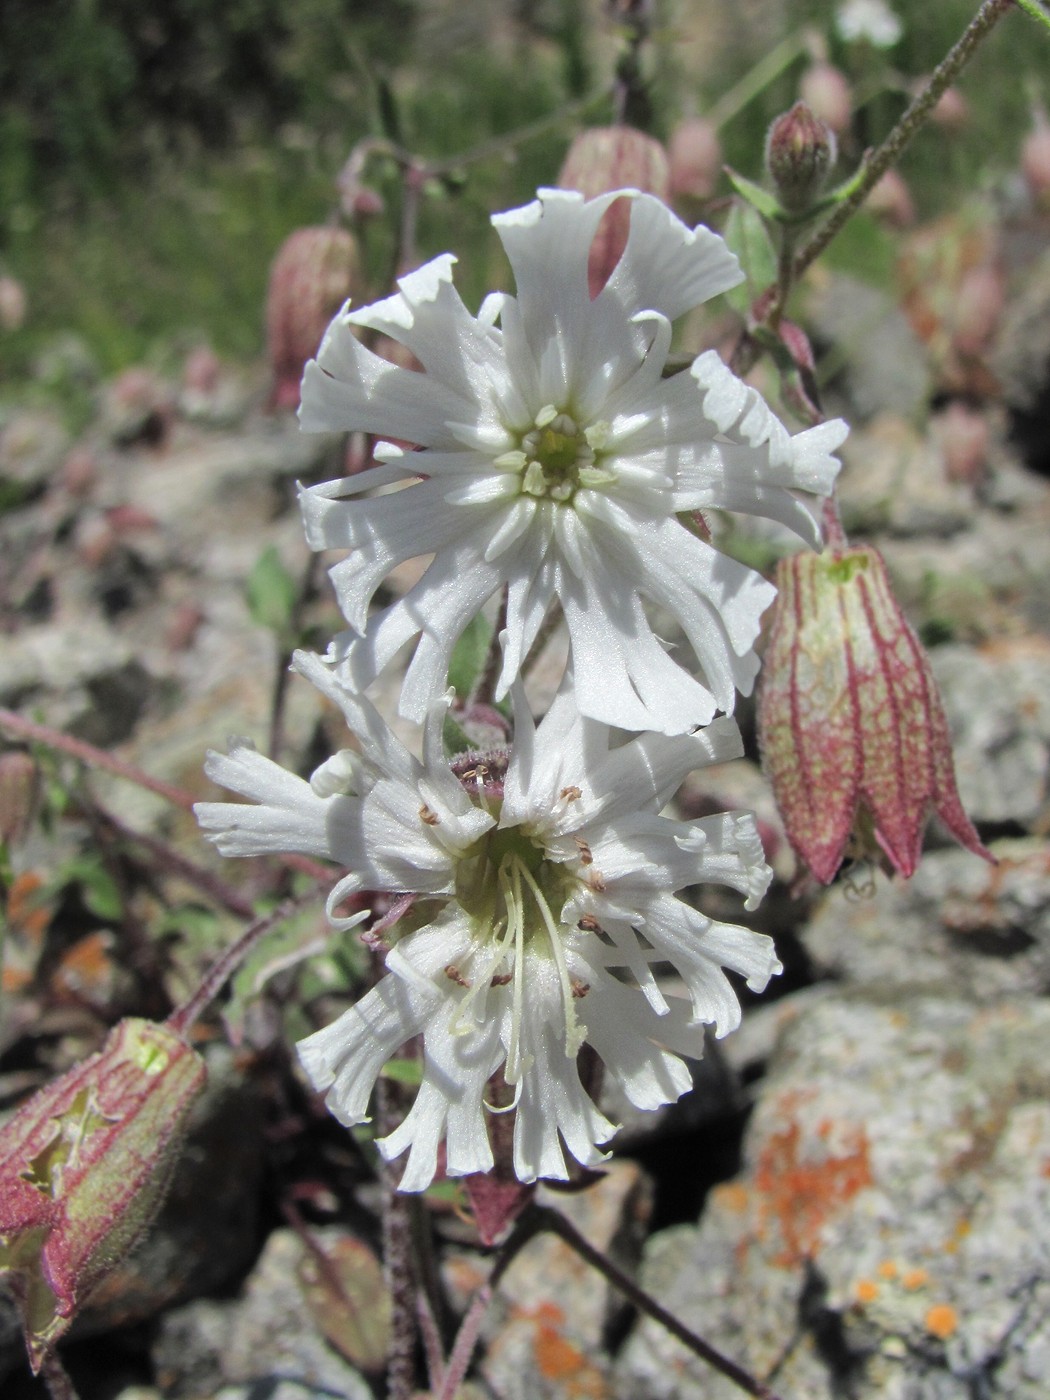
40, 1352, 81, 1400
733, 0, 1015, 375
166, 881, 330, 1036
473, 586, 509, 710
538, 1205, 786, 1400
435, 1209, 545, 1400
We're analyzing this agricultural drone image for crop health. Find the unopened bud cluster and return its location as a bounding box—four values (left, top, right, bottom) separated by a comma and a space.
765, 102, 837, 214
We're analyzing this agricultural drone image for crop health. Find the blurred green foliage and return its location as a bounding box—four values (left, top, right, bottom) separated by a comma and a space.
0, 0, 1046, 387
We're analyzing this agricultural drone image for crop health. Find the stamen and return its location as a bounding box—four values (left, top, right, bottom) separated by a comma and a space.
493, 449, 527, 471
500, 858, 530, 1084
512, 856, 586, 1060
560, 785, 582, 802
573, 836, 594, 866
419, 804, 440, 826
522, 461, 548, 496
534, 404, 558, 428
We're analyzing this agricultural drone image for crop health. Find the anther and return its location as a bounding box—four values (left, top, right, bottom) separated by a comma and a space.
577, 913, 602, 932
571, 980, 590, 999
587, 870, 607, 892
490, 972, 512, 987
419, 804, 440, 826
560, 785, 582, 802
445, 964, 471, 987
574, 836, 593, 865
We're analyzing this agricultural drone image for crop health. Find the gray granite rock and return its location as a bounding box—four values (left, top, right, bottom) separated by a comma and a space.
152, 1228, 371, 1400
930, 640, 1050, 829
802, 839, 1050, 999
836, 415, 973, 539
618, 995, 1050, 1399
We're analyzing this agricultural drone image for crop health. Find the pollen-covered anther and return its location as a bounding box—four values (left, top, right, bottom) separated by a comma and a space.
587, 870, 607, 892
573, 836, 594, 865
560, 785, 582, 802
577, 913, 602, 933
419, 804, 440, 826
490, 972, 513, 987
571, 980, 591, 999
445, 964, 470, 987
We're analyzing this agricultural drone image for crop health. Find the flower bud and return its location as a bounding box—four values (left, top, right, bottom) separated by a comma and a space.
667, 117, 722, 201
799, 63, 852, 135
557, 127, 671, 297
758, 547, 992, 884
0, 1018, 206, 1369
266, 227, 361, 410
765, 102, 837, 214
0, 276, 27, 332
1021, 110, 1050, 207
866, 168, 915, 228
0, 751, 39, 847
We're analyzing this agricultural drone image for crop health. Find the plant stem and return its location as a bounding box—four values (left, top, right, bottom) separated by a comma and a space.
166, 881, 330, 1036
39, 1352, 81, 1400
0, 707, 198, 812
435, 1209, 546, 1400
538, 1205, 787, 1400
732, 0, 1015, 375
793, 0, 1013, 279
473, 586, 509, 710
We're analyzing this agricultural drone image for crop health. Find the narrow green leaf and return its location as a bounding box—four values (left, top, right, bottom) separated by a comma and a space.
721, 201, 778, 317
724, 167, 784, 223
246, 545, 297, 637
447, 611, 494, 700
1014, 0, 1050, 34
381, 1057, 424, 1086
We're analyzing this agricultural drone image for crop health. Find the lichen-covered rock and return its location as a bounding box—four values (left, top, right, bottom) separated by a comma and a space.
618, 996, 1050, 1399
803, 839, 1050, 999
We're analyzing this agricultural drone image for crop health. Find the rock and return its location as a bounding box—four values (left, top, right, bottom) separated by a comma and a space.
152, 1228, 371, 1400
930, 638, 1050, 829
443, 1161, 651, 1400
836, 415, 973, 538
0, 411, 69, 506
618, 995, 1050, 1399
808, 277, 931, 422
802, 840, 1050, 999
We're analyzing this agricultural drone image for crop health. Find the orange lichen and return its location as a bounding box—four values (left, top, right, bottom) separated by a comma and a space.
925, 1304, 959, 1340
877, 1260, 899, 1280
855, 1279, 879, 1304
902, 1267, 930, 1291
753, 1118, 873, 1267
714, 1182, 750, 1213
518, 1302, 608, 1398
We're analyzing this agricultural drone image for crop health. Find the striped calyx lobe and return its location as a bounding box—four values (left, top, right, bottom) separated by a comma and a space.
758, 546, 992, 883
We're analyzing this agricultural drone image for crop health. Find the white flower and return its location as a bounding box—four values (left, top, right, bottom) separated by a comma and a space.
195, 649, 779, 1190
835, 0, 902, 47
299, 188, 847, 737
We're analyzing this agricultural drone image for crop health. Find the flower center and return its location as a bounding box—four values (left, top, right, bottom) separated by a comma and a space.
450, 816, 585, 1083
493, 404, 616, 504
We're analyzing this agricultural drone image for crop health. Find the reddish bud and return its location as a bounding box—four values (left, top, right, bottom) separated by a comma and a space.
0, 1018, 206, 1369
866, 168, 915, 228
1021, 110, 1050, 206
765, 102, 837, 214
667, 117, 722, 201
0, 751, 39, 847
758, 547, 993, 884
557, 127, 671, 297
930, 86, 968, 132
931, 401, 989, 486
266, 227, 361, 410
799, 63, 852, 135
0, 276, 27, 332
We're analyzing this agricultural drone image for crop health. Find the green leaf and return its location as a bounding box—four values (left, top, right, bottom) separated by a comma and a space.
447, 611, 494, 701
443, 713, 474, 756
724, 167, 784, 223
1014, 0, 1050, 34
57, 855, 122, 922
721, 202, 778, 317
246, 545, 297, 638
381, 1056, 424, 1086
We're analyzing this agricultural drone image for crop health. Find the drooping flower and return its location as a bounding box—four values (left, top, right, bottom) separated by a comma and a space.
298, 188, 847, 737
757, 545, 993, 883
195, 650, 778, 1191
